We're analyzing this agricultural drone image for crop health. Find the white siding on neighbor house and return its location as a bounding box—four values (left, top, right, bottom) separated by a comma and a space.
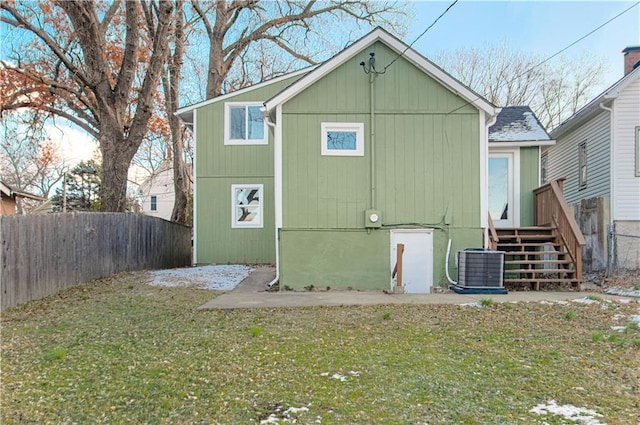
141, 167, 175, 221
544, 110, 611, 205
611, 77, 640, 221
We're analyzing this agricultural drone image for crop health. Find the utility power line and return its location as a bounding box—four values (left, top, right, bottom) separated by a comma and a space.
446, 1, 639, 115
382, 0, 459, 72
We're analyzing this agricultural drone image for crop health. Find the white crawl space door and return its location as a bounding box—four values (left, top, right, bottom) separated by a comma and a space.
390, 229, 433, 294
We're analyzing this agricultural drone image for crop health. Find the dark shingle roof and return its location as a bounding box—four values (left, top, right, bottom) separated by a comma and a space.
489, 106, 552, 142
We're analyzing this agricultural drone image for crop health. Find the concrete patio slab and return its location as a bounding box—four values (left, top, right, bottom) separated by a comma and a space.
198, 267, 636, 310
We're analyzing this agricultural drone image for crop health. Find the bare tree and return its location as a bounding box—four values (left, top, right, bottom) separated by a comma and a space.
433, 43, 606, 129
0, 112, 67, 209
191, 0, 407, 98
1, 0, 174, 212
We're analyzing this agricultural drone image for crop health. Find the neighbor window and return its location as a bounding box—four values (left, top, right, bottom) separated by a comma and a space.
578, 142, 587, 189
150, 195, 157, 211
635, 127, 640, 177
224, 103, 267, 145
231, 184, 263, 228
321, 122, 364, 156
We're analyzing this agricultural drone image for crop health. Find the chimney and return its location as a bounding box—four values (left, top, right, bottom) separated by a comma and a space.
622, 46, 640, 75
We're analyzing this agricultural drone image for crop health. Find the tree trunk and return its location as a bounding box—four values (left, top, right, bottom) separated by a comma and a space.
165, 0, 190, 224
99, 127, 137, 212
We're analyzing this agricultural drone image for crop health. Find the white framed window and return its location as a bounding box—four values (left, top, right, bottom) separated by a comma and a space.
321, 122, 364, 156
578, 141, 587, 189
231, 184, 263, 228
150, 195, 157, 211
224, 103, 267, 145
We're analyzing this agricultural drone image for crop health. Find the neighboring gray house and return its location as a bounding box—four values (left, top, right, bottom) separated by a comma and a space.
546, 47, 640, 272
139, 160, 193, 221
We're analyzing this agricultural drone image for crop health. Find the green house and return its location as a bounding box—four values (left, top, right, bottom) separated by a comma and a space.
178, 28, 568, 293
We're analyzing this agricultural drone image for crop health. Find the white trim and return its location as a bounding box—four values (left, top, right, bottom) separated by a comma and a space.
176, 67, 316, 123
320, 122, 365, 156
489, 140, 556, 148
275, 105, 283, 229
192, 109, 198, 264
231, 184, 264, 228
479, 110, 489, 244
264, 28, 496, 117
224, 102, 268, 145
489, 148, 521, 228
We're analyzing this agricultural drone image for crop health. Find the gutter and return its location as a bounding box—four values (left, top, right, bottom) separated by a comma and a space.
262, 108, 280, 288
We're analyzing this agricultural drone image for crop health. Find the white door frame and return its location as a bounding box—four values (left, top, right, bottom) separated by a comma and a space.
489, 148, 520, 228
389, 229, 433, 294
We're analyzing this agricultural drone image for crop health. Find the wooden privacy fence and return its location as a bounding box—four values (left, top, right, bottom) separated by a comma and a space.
0, 213, 192, 311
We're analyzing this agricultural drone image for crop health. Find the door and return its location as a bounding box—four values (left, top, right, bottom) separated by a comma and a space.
489, 150, 519, 227
390, 229, 433, 294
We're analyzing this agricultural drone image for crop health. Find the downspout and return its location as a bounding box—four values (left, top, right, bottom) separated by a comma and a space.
599, 102, 614, 275
263, 110, 280, 287
370, 71, 376, 210
482, 111, 499, 248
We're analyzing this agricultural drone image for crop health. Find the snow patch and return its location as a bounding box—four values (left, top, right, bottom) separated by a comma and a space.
149, 265, 253, 291
606, 287, 640, 298
320, 371, 361, 382
460, 302, 483, 308
530, 400, 605, 424
572, 297, 600, 305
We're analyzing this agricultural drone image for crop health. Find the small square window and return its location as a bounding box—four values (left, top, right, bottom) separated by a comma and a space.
225, 103, 267, 145
150, 195, 157, 211
231, 184, 263, 228
578, 142, 587, 189
321, 122, 364, 156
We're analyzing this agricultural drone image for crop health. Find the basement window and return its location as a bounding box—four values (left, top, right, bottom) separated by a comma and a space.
225, 103, 267, 145
231, 184, 263, 228
321, 122, 364, 156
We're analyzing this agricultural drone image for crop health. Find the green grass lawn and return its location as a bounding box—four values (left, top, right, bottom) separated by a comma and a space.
1, 272, 639, 424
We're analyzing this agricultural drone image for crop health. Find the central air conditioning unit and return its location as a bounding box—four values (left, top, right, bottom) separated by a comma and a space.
457, 249, 504, 288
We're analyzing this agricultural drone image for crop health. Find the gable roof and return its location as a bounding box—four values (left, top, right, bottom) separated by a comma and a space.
489, 106, 554, 146
0, 181, 11, 197
0, 180, 46, 201
263, 27, 497, 118
551, 65, 640, 139
176, 67, 316, 125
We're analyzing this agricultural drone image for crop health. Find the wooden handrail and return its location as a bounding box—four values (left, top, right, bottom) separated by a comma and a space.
487, 213, 499, 250
533, 178, 586, 282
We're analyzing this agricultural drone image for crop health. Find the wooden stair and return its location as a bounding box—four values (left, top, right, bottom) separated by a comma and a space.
495, 227, 580, 291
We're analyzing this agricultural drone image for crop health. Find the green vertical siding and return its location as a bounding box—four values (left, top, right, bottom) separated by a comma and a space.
282, 42, 481, 230
520, 147, 540, 227
280, 229, 389, 290
195, 74, 304, 264
197, 178, 275, 264
280, 41, 483, 288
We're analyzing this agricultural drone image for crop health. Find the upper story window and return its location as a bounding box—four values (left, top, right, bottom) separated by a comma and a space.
578, 141, 587, 189
150, 195, 157, 211
225, 103, 267, 145
321, 122, 364, 156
